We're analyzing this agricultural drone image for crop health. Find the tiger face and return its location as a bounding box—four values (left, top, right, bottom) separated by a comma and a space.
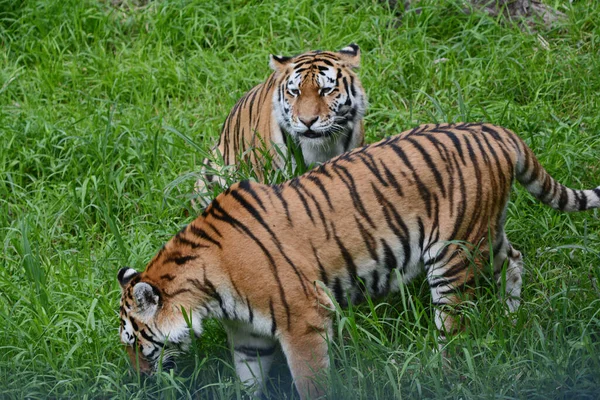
117, 267, 202, 373
271, 44, 366, 148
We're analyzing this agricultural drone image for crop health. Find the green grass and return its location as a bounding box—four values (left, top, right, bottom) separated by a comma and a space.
1, 0, 600, 398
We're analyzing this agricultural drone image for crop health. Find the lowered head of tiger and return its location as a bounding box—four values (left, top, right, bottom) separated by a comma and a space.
120, 123, 600, 398
194, 44, 366, 205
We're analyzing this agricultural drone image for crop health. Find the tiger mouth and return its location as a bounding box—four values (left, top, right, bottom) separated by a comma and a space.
302, 130, 327, 139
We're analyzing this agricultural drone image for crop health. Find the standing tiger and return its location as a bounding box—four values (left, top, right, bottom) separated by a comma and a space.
193, 44, 366, 204
119, 123, 600, 399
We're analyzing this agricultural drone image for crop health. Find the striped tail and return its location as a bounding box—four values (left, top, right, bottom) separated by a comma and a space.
514, 136, 600, 212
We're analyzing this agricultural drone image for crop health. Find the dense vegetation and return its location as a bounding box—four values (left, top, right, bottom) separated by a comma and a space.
1, 0, 599, 398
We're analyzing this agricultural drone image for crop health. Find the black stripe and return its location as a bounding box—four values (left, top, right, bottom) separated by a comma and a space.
381, 239, 398, 272
130, 317, 139, 332
417, 217, 425, 251
558, 184, 569, 211
163, 287, 192, 298
405, 137, 446, 198
432, 130, 466, 165
421, 133, 456, 216
165, 254, 198, 266
343, 125, 354, 152
375, 162, 402, 201
315, 163, 334, 179
272, 185, 293, 226
479, 128, 511, 191
289, 179, 315, 224
578, 190, 588, 210
205, 221, 222, 238
519, 164, 537, 185
175, 232, 209, 249
246, 296, 254, 324
144, 345, 159, 362
356, 152, 388, 187
246, 83, 263, 126
140, 328, 165, 348
425, 195, 441, 258
349, 75, 357, 97
234, 345, 276, 358
312, 244, 329, 286
342, 76, 350, 96
333, 227, 359, 292
269, 299, 277, 336
428, 273, 465, 289
332, 277, 345, 306
443, 152, 468, 244
461, 136, 484, 238
492, 237, 504, 257
371, 184, 411, 270
189, 224, 222, 249
437, 276, 477, 296
207, 202, 293, 327
389, 142, 432, 218
229, 189, 310, 297
482, 125, 514, 173
305, 174, 334, 210
370, 269, 380, 296
481, 124, 504, 142
319, 58, 334, 67
540, 175, 553, 203
189, 277, 229, 319
238, 180, 267, 212
439, 259, 472, 282
355, 216, 379, 263
331, 163, 376, 228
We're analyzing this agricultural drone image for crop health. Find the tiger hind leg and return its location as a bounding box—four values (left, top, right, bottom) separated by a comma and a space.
492, 236, 524, 313
426, 252, 478, 345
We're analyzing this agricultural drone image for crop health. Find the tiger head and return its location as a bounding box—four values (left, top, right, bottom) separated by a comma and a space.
117, 266, 204, 374
270, 44, 366, 147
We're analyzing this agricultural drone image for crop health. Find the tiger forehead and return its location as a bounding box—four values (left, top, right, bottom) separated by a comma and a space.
292, 51, 342, 65
287, 65, 337, 88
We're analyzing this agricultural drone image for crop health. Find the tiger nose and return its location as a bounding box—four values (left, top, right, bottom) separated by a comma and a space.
300, 116, 318, 128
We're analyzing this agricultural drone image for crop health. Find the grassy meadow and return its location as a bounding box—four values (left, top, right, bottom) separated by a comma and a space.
1, 0, 600, 398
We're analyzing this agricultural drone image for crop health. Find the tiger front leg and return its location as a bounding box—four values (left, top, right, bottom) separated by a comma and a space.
279, 330, 330, 399
192, 155, 227, 208
223, 321, 278, 396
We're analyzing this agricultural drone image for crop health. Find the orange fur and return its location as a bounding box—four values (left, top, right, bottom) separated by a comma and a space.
193, 44, 366, 205
120, 123, 600, 398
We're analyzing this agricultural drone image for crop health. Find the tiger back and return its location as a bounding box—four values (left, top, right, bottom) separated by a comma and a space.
194, 44, 367, 204
120, 123, 600, 398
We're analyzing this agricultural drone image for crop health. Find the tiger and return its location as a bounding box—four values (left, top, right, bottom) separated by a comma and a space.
193, 44, 367, 205
118, 123, 600, 399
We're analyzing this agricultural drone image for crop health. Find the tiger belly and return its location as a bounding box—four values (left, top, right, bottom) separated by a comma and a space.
322, 235, 426, 307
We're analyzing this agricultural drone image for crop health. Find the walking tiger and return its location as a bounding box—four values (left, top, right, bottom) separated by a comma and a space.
119, 123, 600, 398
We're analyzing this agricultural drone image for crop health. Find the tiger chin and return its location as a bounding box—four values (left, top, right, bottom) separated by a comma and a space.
193, 44, 367, 206
119, 123, 600, 399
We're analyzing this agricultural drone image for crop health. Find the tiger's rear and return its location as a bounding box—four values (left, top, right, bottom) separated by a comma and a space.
119, 123, 599, 399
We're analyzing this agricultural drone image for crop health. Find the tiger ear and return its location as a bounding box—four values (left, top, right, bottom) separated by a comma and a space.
132, 282, 161, 318
117, 267, 139, 290
337, 43, 360, 69
269, 54, 293, 71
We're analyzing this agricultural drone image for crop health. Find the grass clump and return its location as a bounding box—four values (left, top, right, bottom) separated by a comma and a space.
1, 0, 599, 398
